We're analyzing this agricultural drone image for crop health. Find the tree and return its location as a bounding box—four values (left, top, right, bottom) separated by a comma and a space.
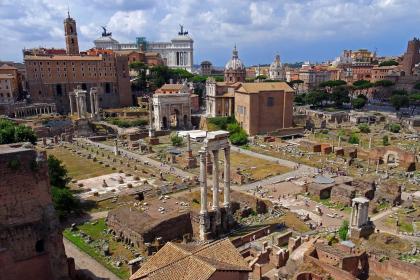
51, 186, 80, 220
319, 80, 346, 88
294, 93, 306, 105
348, 133, 360, 144
358, 123, 370, 133
338, 220, 349, 241
256, 75, 267, 80
170, 133, 183, 146
379, 60, 399, 67
47, 155, 80, 219
351, 97, 367, 109
129, 62, 148, 92
0, 118, 37, 144
305, 91, 328, 107
374, 80, 395, 87
414, 83, 420, 91
330, 86, 350, 108
48, 155, 70, 188
390, 94, 409, 111
382, 135, 390, 146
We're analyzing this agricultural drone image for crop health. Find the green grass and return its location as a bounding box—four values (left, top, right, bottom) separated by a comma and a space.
47, 147, 114, 180
63, 219, 131, 279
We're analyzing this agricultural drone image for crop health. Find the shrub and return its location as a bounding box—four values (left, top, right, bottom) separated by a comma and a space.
358, 124, 370, 133
338, 220, 349, 240
348, 133, 359, 144
382, 135, 389, 146
229, 131, 248, 146
351, 97, 367, 109
388, 123, 401, 133
170, 132, 183, 146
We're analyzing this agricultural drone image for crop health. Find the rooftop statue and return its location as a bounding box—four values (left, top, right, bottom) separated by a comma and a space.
101, 26, 112, 37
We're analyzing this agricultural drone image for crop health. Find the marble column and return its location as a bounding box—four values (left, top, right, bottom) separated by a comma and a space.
90, 90, 95, 118
223, 146, 231, 208
94, 92, 100, 118
199, 150, 207, 215
212, 150, 219, 211
76, 95, 81, 118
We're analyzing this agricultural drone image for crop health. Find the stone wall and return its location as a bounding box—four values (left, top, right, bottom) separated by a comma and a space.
0, 144, 69, 280
369, 255, 420, 280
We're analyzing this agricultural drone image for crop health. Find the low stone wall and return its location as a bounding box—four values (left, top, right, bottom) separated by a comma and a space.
369, 255, 420, 280
231, 224, 278, 248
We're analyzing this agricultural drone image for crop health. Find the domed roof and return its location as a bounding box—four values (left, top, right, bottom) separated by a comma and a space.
270, 54, 282, 70
225, 45, 245, 71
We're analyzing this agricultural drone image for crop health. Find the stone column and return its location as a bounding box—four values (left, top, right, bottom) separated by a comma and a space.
212, 149, 219, 211
94, 92, 100, 118
223, 146, 231, 208
199, 149, 209, 240
90, 90, 95, 118
200, 150, 207, 215
76, 95, 81, 118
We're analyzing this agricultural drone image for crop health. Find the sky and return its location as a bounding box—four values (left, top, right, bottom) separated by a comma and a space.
1, 0, 420, 66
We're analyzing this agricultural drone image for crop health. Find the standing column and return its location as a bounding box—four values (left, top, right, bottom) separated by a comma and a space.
200, 150, 208, 215
212, 150, 219, 211
90, 91, 95, 118
94, 92, 100, 118
223, 146, 231, 208
76, 95, 81, 118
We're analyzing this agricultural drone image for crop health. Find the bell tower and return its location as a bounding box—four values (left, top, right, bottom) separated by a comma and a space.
64, 12, 79, 55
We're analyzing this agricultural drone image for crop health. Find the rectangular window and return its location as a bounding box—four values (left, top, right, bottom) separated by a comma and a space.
267, 97, 274, 107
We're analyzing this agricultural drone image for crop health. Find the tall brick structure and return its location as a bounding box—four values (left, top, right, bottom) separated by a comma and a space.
401, 38, 420, 76
0, 144, 70, 280
24, 16, 132, 114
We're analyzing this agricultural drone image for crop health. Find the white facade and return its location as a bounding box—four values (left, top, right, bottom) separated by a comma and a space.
269, 54, 285, 80
93, 29, 194, 72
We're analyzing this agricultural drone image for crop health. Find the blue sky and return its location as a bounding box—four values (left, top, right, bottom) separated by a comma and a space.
1, 0, 419, 66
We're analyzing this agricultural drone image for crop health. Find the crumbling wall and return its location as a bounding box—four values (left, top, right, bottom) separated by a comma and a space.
369, 256, 420, 280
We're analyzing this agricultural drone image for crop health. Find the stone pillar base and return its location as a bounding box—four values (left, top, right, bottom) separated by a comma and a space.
199, 213, 210, 241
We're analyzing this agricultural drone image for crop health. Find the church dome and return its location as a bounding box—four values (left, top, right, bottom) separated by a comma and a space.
225, 45, 245, 71
270, 54, 282, 70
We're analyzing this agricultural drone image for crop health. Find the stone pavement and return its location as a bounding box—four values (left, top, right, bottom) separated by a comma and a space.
64, 238, 120, 280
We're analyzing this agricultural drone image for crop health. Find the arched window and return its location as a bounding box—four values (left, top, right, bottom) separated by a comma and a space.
35, 240, 45, 253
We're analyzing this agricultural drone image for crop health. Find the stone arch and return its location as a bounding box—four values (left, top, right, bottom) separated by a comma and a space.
162, 116, 168, 130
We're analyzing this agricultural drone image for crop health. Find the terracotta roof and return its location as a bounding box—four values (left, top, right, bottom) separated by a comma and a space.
158, 84, 186, 91
24, 55, 103, 61
130, 239, 251, 280
0, 64, 17, 70
236, 82, 293, 94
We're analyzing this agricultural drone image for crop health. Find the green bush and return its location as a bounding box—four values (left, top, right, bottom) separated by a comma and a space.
338, 220, 349, 241
348, 133, 359, 144
207, 116, 235, 130
351, 97, 367, 109
230, 131, 248, 146
170, 133, 183, 146
358, 124, 370, 133
382, 135, 389, 146
388, 123, 401, 133
0, 118, 37, 144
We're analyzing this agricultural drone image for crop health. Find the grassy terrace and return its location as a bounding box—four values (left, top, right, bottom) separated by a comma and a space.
63, 219, 135, 280
47, 147, 114, 180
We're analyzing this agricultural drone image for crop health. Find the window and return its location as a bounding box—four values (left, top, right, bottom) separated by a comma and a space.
267, 97, 274, 107
35, 240, 45, 253
105, 83, 111, 93
56, 84, 62, 96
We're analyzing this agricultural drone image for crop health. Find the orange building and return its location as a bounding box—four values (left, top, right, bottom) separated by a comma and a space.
234, 82, 294, 135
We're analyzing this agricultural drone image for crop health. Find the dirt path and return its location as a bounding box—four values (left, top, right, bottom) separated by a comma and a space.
64, 238, 121, 280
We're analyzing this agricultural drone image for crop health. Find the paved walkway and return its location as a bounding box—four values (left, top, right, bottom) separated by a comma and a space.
64, 238, 120, 280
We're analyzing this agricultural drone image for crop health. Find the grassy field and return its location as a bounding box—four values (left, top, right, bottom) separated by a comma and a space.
47, 147, 114, 180
229, 151, 291, 181
63, 218, 135, 280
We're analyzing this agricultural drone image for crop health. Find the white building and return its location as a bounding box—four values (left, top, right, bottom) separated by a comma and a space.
93, 26, 194, 72
269, 54, 286, 80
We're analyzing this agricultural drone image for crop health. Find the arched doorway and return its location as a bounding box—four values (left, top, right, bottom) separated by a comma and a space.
171, 109, 180, 128
183, 115, 188, 129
